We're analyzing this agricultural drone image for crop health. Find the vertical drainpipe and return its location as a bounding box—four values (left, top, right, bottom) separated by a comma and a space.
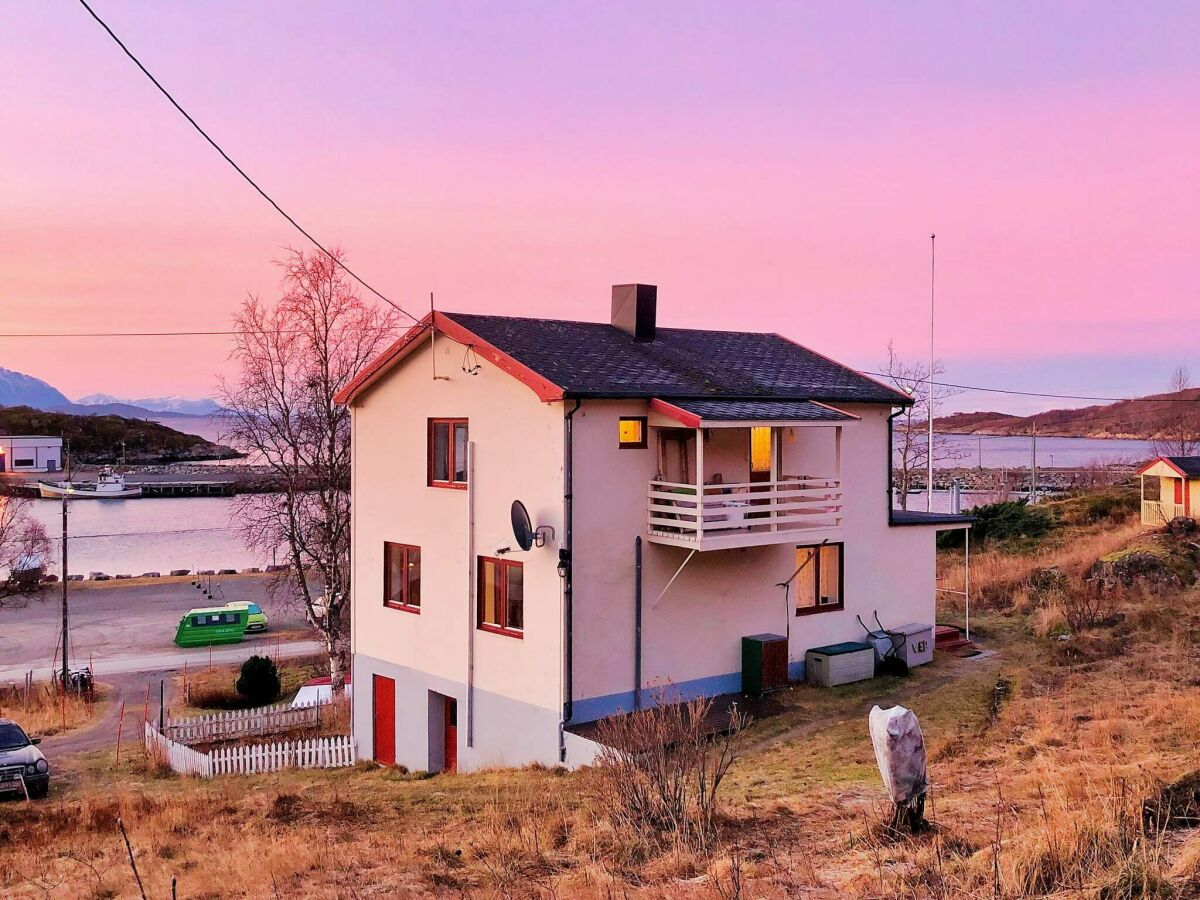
466, 440, 476, 748
634, 536, 643, 710
560, 398, 582, 759
887, 408, 903, 524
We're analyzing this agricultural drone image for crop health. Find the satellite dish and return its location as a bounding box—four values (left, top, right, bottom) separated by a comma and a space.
511, 500, 534, 551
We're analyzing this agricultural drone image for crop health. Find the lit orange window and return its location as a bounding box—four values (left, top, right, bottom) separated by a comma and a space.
618, 417, 647, 449
750, 426, 773, 474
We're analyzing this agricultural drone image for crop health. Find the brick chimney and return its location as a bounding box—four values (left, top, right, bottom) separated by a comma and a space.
611, 284, 657, 342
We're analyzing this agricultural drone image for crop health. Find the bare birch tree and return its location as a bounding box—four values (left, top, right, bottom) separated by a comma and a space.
0, 495, 51, 605
880, 343, 964, 510
218, 248, 400, 689
1152, 366, 1200, 458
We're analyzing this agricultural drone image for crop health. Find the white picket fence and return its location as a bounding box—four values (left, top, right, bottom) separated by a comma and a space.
145, 721, 215, 776
209, 735, 355, 775
164, 701, 323, 744
145, 722, 354, 778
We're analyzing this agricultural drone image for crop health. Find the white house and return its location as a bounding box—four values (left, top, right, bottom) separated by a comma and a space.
336, 284, 972, 772
0, 436, 63, 473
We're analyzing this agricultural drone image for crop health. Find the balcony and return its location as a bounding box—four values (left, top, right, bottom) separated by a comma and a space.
648, 476, 842, 550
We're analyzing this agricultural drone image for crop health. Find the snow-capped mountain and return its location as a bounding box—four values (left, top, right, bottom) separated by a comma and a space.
75, 394, 224, 415
0, 367, 70, 409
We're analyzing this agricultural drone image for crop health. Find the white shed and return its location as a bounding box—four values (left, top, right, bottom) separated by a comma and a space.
0, 435, 63, 473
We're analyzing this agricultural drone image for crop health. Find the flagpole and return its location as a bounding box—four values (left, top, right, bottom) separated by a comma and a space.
927, 233, 935, 513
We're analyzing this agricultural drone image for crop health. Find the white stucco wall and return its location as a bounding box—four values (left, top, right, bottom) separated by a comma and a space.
570, 401, 940, 720
349, 335, 567, 770
349, 332, 945, 765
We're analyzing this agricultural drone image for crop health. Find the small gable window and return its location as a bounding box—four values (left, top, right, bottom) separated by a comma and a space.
618, 417, 647, 449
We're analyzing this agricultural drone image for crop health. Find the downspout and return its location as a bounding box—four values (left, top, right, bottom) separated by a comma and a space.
466, 441, 476, 748
634, 536, 643, 710
887, 408, 903, 524
560, 398, 582, 757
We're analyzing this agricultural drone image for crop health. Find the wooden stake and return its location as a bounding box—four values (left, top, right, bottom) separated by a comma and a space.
117, 817, 147, 900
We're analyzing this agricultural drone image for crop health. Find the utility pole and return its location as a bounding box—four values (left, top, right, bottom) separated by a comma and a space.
1030, 422, 1038, 504
60, 444, 70, 689
927, 233, 936, 512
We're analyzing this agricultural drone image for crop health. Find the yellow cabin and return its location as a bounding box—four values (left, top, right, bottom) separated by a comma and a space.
1138, 457, 1200, 525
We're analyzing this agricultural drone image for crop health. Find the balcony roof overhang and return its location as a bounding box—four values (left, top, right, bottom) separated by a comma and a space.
649, 397, 858, 429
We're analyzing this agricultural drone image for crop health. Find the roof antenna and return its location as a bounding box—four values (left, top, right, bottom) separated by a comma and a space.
430, 291, 449, 381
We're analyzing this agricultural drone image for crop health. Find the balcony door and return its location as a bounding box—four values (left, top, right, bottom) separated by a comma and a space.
748, 426, 774, 518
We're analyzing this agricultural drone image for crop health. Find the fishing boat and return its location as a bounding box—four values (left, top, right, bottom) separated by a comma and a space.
37, 467, 142, 499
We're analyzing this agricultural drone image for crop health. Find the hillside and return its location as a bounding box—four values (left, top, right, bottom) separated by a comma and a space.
0, 405, 239, 463
0, 367, 69, 409
936, 387, 1200, 439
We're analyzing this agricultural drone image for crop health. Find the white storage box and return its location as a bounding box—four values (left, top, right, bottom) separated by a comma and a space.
894, 623, 934, 667
805, 641, 875, 687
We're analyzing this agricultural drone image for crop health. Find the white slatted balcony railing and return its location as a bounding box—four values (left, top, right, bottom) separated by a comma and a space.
1142, 500, 1186, 526
647, 476, 842, 550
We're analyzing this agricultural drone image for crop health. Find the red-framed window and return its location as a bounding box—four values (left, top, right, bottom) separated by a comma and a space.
428, 419, 469, 488
384, 542, 421, 613
477, 556, 523, 638
794, 542, 844, 616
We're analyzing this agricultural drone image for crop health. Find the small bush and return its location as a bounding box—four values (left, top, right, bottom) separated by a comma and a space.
591, 695, 749, 855
235, 655, 281, 705
940, 500, 1054, 548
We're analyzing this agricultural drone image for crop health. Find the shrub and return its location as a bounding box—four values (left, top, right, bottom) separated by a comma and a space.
940, 500, 1053, 548
235, 655, 281, 705
591, 695, 748, 855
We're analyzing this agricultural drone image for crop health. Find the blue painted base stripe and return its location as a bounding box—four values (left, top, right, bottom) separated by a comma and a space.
572, 671, 745, 724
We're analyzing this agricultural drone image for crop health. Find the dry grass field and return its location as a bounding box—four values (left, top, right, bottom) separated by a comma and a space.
6, 490, 1200, 897
0, 681, 105, 739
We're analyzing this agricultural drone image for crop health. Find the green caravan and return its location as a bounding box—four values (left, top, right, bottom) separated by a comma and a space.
174, 607, 248, 647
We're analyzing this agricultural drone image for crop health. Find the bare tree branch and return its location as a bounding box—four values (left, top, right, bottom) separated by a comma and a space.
217, 247, 399, 688
879, 343, 965, 510
1152, 366, 1200, 458
0, 495, 51, 605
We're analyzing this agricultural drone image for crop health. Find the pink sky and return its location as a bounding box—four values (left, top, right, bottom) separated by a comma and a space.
2, 2, 1198, 414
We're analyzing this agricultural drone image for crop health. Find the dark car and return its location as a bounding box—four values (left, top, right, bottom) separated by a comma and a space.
0, 719, 50, 799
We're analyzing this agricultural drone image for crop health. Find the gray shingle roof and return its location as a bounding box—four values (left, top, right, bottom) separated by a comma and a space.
668, 399, 855, 422
1165, 457, 1200, 476
441, 313, 908, 405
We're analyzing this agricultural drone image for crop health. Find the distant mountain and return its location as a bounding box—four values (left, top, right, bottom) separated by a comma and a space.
0, 367, 70, 410
936, 388, 1200, 441
75, 394, 224, 415
51, 401, 202, 419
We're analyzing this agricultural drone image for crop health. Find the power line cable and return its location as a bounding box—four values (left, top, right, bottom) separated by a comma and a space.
862, 372, 1200, 404
74, 0, 420, 324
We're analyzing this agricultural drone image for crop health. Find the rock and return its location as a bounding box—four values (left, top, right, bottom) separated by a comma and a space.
141, 572, 161, 578
67, 574, 84, 582
197, 569, 216, 576
114, 574, 132, 580
265, 564, 291, 573
41, 574, 59, 583
1168, 516, 1198, 535
170, 569, 191, 577
218, 568, 238, 575
89, 572, 110, 581
241, 567, 262, 574
1087, 535, 1200, 590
